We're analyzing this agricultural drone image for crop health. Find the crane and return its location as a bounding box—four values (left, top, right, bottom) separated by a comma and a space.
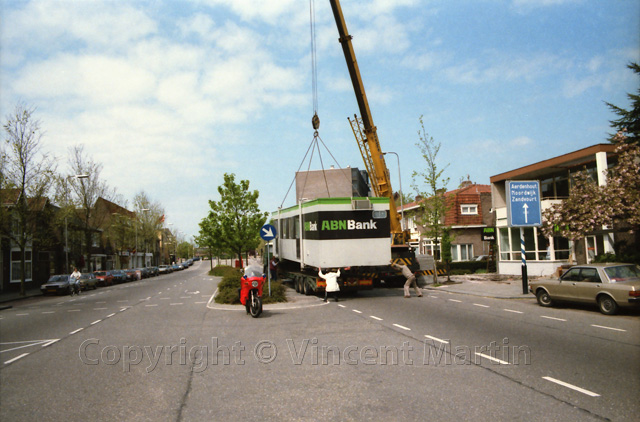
328, 0, 410, 247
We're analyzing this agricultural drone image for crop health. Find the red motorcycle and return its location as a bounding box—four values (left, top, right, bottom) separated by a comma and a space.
240, 265, 265, 318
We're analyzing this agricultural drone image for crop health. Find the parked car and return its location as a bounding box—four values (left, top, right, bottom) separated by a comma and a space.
147, 266, 159, 277
158, 265, 171, 274
78, 273, 99, 291
124, 269, 139, 281
529, 263, 640, 315
137, 268, 150, 278
94, 271, 114, 287
41, 275, 75, 295
110, 269, 127, 284
172, 264, 183, 271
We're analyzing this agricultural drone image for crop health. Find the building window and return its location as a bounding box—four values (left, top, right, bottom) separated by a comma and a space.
11, 250, 32, 283
451, 244, 473, 261
498, 227, 570, 262
421, 238, 441, 260
460, 204, 478, 215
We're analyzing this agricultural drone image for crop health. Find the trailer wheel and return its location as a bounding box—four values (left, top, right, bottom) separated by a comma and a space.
303, 280, 312, 296
294, 278, 300, 293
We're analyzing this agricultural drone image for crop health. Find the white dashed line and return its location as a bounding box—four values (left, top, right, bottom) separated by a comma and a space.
542, 376, 600, 397
41, 339, 59, 348
91, 320, 101, 325
475, 352, 510, 365
448, 299, 462, 303
352, 309, 362, 314
473, 303, 490, 308
337, 304, 346, 308
170, 303, 183, 306
4, 353, 29, 365
67, 309, 81, 312
591, 324, 626, 332
145, 304, 158, 307
42, 311, 55, 314
393, 324, 411, 331
504, 309, 523, 314
425, 335, 449, 344
93, 308, 108, 310
541, 316, 566, 322
106, 313, 116, 318
69, 328, 83, 335
370, 316, 383, 321
16, 313, 29, 316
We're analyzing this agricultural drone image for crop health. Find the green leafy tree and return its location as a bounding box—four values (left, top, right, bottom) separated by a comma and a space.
606, 62, 639, 145
206, 173, 268, 264
411, 116, 450, 283
197, 216, 225, 271
133, 191, 165, 266
2, 104, 56, 295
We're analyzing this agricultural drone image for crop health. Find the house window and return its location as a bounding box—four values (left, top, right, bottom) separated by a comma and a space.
451, 244, 473, 261
460, 204, 478, 215
11, 250, 32, 283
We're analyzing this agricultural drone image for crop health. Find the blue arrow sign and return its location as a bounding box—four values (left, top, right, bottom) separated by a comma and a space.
507, 181, 542, 227
260, 224, 277, 241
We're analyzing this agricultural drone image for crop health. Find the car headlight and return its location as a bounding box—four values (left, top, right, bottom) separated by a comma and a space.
252, 280, 259, 288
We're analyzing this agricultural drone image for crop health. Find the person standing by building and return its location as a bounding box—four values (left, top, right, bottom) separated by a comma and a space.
390, 260, 422, 298
269, 257, 279, 281
319, 268, 340, 302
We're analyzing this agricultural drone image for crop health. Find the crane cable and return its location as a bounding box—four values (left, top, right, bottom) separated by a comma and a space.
310, 0, 320, 131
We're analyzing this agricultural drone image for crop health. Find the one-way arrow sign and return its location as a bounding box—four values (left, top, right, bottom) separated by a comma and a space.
507, 180, 542, 227
260, 224, 277, 241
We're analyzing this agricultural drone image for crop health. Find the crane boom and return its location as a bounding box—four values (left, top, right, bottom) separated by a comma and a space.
329, 0, 407, 245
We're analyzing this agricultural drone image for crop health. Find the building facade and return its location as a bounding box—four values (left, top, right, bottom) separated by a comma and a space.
490, 144, 618, 276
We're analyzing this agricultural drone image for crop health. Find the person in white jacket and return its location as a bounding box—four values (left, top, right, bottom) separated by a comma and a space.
319, 268, 340, 302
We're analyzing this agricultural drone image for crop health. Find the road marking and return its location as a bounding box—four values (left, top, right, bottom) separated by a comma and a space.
16, 313, 29, 316
504, 309, 523, 314
425, 335, 449, 345
473, 303, 490, 308
195, 301, 207, 304
370, 316, 383, 321
145, 304, 158, 307
96, 301, 106, 304
541, 316, 566, 322
475, 352, 510, 365
117, 300, 128, 303
4, 353, 29, 365
68, 309, 81, 312
69, 328, 83, 335
591, 324, 626, 332
428, 295, 438, 298
160, 297, 170, 300
448, 299, 462, 303
179, 296, 190, 299
337, 304, 346, 308
93, 308, 108, 310
106, 313, 116, 318
170, 303, 183, 306
352, 309, 362, 314
91, 320, 101, 325
41, 339, 59, 348
119, 308, 128, 312
42, 311, 55, 314
393, 324, 411, 331
542, 376, 600, 397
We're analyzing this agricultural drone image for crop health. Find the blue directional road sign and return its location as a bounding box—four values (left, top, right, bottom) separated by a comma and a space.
260, 224, 277, 241
507, 181, 542, 227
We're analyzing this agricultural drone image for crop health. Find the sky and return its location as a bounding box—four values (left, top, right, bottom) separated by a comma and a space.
1, 0, 638, 242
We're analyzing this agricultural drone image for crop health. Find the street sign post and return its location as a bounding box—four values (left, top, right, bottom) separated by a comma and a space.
506, 181, 542, 294
260, 224, 277, 296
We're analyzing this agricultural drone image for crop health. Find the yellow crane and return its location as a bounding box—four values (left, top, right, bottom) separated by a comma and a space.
329, 0, 410, 248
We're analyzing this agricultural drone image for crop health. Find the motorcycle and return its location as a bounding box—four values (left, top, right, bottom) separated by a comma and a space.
239, 264, 265, 318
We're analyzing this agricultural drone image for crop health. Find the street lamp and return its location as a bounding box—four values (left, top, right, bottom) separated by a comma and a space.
65, 174, 89, 273
382, 151, 404, 230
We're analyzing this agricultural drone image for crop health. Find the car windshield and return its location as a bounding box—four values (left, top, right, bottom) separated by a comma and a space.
604, 265, 640, 282
48, 275, 68, 282
95, 271, 106, 276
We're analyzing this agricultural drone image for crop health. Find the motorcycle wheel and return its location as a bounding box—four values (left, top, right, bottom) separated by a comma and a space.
249, 292, 262, 318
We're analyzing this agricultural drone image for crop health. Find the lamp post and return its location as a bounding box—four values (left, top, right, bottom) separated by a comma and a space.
65, 174, 89, 273
382, 151, 404, 230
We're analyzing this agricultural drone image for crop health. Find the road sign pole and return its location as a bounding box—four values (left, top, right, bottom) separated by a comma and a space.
267, 243, 271, 297
520, 227, 528, 295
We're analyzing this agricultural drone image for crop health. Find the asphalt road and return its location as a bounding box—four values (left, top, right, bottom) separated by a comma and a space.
1, 261, 638, 421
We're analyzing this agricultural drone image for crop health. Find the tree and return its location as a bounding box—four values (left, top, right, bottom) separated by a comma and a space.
205, 173, 268, 264
133, 191, 165, 266
2, 104, 56, 295
65, 145, 118, 272
411, 116, 450, 283
606, 62, 640, 145
197, 215, 225, 271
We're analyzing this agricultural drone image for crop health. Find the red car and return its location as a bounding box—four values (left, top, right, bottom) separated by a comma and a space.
94, 271, 114, 287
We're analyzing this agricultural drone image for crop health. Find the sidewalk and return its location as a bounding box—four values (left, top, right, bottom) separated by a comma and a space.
422, 274, 535, 299
0, 288, 43, 308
